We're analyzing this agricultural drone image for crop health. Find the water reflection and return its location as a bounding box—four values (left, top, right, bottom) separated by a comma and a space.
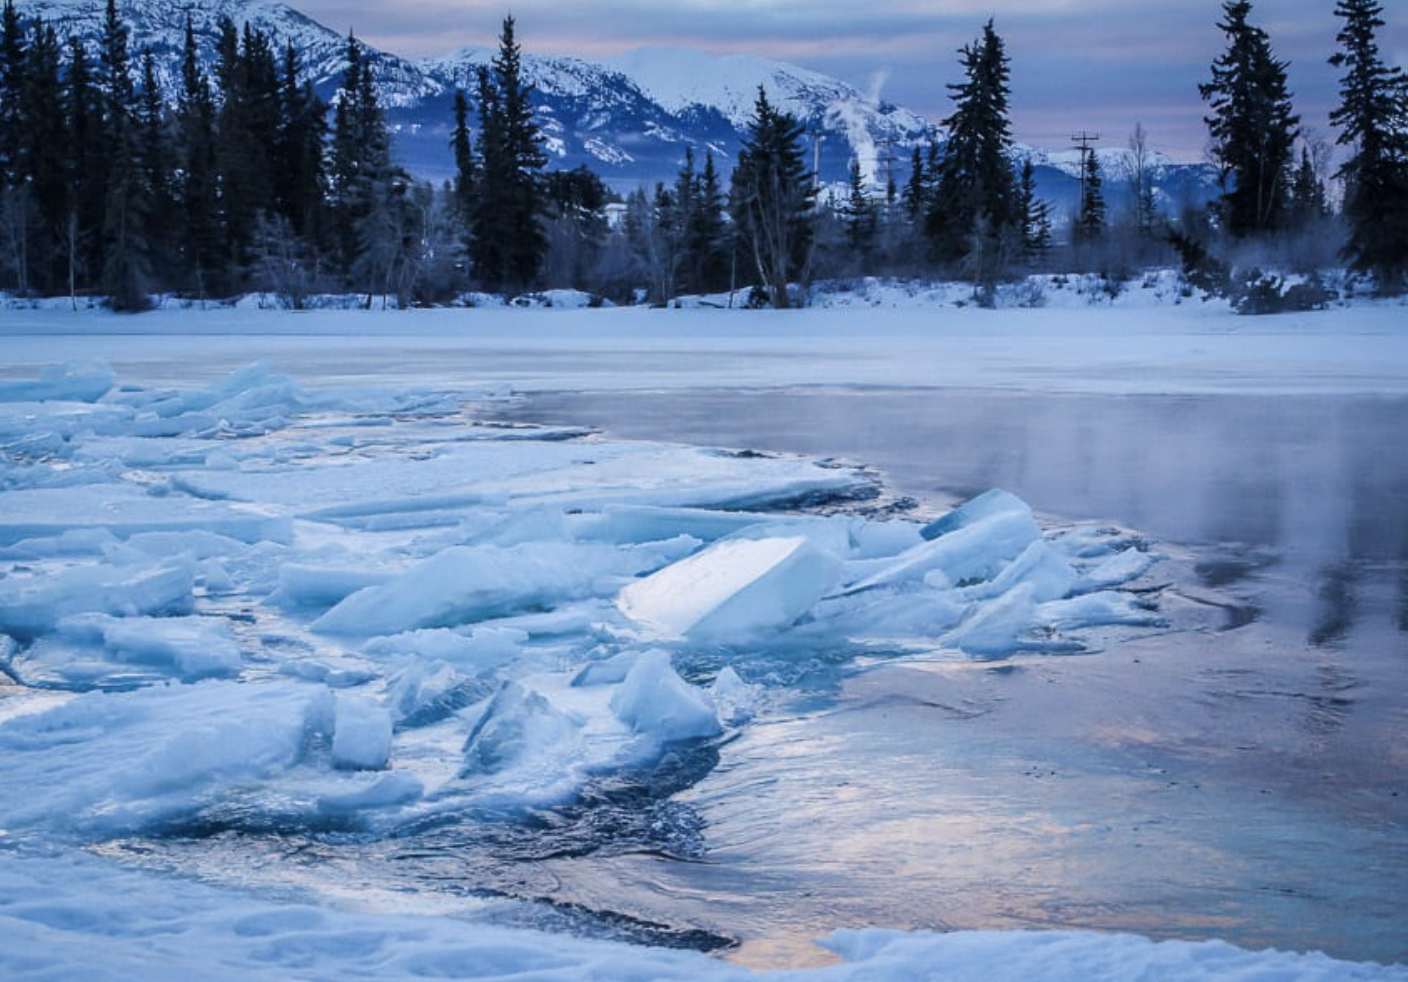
507, 390, 1408, 565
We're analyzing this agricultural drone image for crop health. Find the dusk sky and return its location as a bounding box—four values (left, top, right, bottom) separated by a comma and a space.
296, 0, 1406, 162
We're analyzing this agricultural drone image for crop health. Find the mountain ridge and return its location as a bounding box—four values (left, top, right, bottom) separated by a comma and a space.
13, 0, 1218, 205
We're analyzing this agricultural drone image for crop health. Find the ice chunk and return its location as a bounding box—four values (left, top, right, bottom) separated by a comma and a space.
921, 488, 1032, 541
331, 695, 394, 770
710, 666, 759, 726
1039, 591, 1164, 631
0, 557, 195, 640
956, 540, 1077, 604
461, 680, 580, 776
1077, 547, 1160, 591
950, 583, 1041, 657
364, 626, 527, 671
0, 363, 114, 403
0, 681, 329, 837
617, 536, 840, 641
844, 505, 1041, 595
311, 544, 602, 636
274, 563, 396, 609
47, 613, 242, 683
0, 485, 293, 547
609, 650, 721, 741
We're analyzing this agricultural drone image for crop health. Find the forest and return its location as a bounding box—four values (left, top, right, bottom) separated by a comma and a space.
0, 0, 1405, 311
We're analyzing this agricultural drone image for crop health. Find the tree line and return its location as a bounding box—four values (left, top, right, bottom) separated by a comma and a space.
1, 0, 1406, 311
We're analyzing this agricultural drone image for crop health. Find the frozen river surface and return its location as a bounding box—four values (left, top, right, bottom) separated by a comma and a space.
1, 303, 1405, 975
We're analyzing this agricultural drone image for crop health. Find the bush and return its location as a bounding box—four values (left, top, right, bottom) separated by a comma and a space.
1230, 268, 1336, 315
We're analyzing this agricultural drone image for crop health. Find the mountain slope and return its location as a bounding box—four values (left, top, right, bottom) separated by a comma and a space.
15, 0, 1216, 204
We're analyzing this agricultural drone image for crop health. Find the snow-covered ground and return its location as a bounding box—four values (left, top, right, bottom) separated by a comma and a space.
1, 297, 1406, 980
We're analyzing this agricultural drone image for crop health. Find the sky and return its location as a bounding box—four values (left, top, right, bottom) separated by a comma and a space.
296, 0, 1406, 162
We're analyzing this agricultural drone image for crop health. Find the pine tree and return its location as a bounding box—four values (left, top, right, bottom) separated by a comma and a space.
470, 16, 548, 294
174, 15, 220, 296
1200, 0, 1300, 237
683, 150, 728, 293
450, 88, 476, 238
275, 43, 327, 243
97, 0, 151, 310
1074, 146, 1106, 242
926, 19, 1018, 282
1288, 146, 1329, 230
1330, 0, 1408, 291
729, 86, 815, 308
841, 157, 880, 260
64, 35, 105, 297
1016, 158, 1051, 266
20, 23, 65, 293
0, 0, 24, 185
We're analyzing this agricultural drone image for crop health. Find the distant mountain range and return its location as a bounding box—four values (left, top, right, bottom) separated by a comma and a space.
17, 0, 1219, 213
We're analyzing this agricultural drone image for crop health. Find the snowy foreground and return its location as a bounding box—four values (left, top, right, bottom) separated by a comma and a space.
2, 300, 1406, 980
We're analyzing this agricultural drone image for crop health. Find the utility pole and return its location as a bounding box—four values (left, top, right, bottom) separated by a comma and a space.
1071, 131, 1100, 220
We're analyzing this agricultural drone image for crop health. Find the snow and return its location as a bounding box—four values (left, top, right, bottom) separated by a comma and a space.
1, 300, 1405, 980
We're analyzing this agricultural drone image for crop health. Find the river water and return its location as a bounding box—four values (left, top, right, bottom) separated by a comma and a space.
503, 386, 1408, 968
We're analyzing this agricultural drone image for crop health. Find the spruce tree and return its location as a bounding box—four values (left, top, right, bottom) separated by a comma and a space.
1074, 146, 1106, 243
174, 15, 220, 296
729, 86, 815, 308
470, 16, 548, 294
64, 35, 105, 296
450, 88, 477, 241
1199, 0, 1300, 237
275, 43, 327, 243
1330, 0, 1408, 291
0, 0, 24, 184
1016, 158, 1051, 266
926, 19, 1018, 281
97, 0, 151, 310
841, 157, 880, 260
21, 23, 65, 292
683, 150, 728, 293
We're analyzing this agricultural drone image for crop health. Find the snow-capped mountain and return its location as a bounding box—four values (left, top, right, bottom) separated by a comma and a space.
15, 0, 1216, 201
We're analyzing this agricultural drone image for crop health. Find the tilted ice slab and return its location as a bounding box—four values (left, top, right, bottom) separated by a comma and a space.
618, 535, 842, 640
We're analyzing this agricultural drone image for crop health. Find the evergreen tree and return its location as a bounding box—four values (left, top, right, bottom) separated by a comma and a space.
1074, 146, 1106, 242
329, 32, 397, 284
1199, 0, 1300, 237
64, 35, 104, 296
174, 15, 220, 296
542, 165, 607, 288
470, 16, 548, 293
97, 0, 151, 310
136, 49, 174, 276
1287, 145, 1329, 230
926, 19, 1018, 281
450, 88, 477, 239
1016, 158, 1051, 265
1330, 0, 1408, 291
20, 23, 65, 292
275, 43, 328, 243
0, 0, 24, 185
683, 150, 728, 293
729, 86, 815, 308
841, 157, 880, 260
